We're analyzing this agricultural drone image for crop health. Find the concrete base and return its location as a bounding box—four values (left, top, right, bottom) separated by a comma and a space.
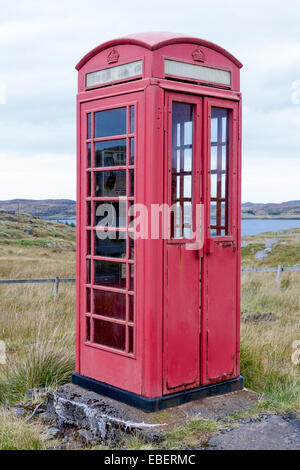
44, 383, 261, 445
72, 373, 243, 412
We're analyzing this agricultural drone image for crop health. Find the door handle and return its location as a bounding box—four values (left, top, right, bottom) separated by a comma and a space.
205, 238, 214, 254
185, 241, 204, 257
221, 240, 236, 252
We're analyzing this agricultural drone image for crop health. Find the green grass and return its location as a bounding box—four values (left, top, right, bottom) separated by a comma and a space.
0, 210, 76, 252
0, 410, 45, 450
164, 417, 219, 449
241, 243, 266, 261
0, 349, 74, 405
241, 228, 300, 269
260, 242, 300, 267
223, 399, 297, 423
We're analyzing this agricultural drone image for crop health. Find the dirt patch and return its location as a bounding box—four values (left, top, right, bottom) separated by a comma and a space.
242, 312, 278, 323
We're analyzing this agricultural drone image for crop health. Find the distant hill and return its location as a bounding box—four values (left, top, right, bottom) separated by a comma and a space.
0, 210, 76, 250
0, 199, 76, 220
241, 200, 300, 219
0, 199, 299, 220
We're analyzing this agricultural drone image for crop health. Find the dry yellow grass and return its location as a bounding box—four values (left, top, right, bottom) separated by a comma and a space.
241, 270, 300, 408
0, 217, 76, 406
0, 218, 299, 411
0, 243, 76, 365
0, 409, 45, 450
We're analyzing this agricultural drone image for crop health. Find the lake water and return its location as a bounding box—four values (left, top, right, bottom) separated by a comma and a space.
53, 219, 76, 226
241, 219, 300, 237
53, 218, 300, 237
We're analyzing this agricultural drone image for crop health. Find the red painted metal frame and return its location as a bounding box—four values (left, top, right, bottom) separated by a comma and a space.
75, 33, 242, 399
163, 92, 202, 393
201, 97, 240, 386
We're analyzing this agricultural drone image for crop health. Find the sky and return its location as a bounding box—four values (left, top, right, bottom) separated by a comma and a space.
0, 0, 299, 203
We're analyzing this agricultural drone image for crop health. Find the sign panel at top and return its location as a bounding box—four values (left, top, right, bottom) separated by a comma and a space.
164, 59, 231, 86
86, 60, 143, 88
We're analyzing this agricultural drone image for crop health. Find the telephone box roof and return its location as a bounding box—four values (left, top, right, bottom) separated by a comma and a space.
75, 32, 243, 70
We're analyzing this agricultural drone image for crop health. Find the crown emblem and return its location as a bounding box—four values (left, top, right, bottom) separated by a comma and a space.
192, 48, 205, 62
107, 48, 120, 64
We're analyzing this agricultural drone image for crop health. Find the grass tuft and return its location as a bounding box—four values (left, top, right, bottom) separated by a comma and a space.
0, 410, 44, 450
1, 348, 74, 404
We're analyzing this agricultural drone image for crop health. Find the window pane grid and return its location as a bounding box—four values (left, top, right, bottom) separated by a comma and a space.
84, 104, 136, 355
210, 107, 230, 237
171, 102, 194, 239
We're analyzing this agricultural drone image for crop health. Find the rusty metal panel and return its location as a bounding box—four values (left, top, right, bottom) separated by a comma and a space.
206, 241, 237, 381
164, 245, 200, 391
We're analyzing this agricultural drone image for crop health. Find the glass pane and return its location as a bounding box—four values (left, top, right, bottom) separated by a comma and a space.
129, 295, 134, 322
171, 102, 194, 239
211, 116, 218, 142
210, 107, 229, 236
221, 201, 226, 227
128, 326, 134, 354
86, 317, 91, 342
222, 116, 227, 142
95, 139, 126, 167
184, 121, 193, 145
211, 174, 217, 198
222, 145, 227, 170
87, 201, 91, 226
176, 150, 180, 171
184, 175, 192, 198
172, 201, 182, 238
95, 200, 126, 228
129, 170, 134, 196
87, 113, 91, 139
87, 172, 91, 197
93, 318, 125, 351
86, 288, 91, 313
86, 259, 91, 284
95, 260, 126, 289
183, 202, 192, 238
95, 107, 126, 138
221, 173, 226, 198
87, 143, 91, 168
210, 202, 216, 227
129, 237, 134, 260
94, 290, 126, 320
130, 106, 135, 133
95, 230, 126, 259
129, 264, 134, 291
95, 170, 126, 197
184, 148, 192, 171
87, 230, 91, 255
130, 138, 134, 165
211, 146, 217, 170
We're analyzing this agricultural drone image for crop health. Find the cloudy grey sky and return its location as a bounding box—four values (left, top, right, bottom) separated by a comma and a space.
0, 0, 299, 203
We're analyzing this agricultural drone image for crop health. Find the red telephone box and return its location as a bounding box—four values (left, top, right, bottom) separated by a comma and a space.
73, 32, 243, 411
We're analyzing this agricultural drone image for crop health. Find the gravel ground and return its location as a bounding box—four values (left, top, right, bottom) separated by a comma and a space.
206, 414, 300, 450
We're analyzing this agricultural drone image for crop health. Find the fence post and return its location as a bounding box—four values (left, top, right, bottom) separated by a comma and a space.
54, 277, 60, 300
276, 265, 283, 286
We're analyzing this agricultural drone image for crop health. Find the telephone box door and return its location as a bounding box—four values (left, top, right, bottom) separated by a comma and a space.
78, 92, 144, 394
164, 92, 202, 394
201, 97, 239, 385
164, 92, 239, 394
